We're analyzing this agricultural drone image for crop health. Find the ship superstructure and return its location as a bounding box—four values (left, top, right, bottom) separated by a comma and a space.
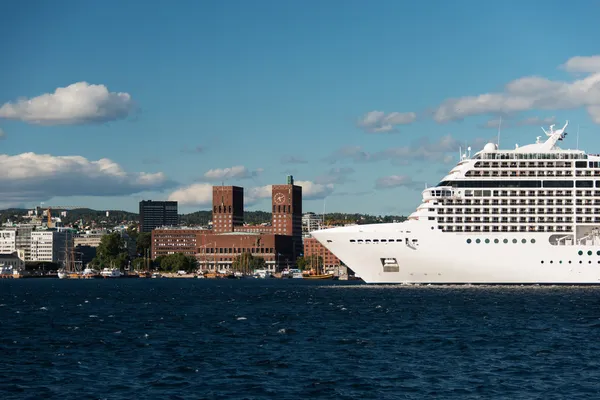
312, 121, 600, 284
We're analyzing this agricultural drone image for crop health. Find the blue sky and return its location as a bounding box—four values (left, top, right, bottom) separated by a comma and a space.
1, 0, 600, 215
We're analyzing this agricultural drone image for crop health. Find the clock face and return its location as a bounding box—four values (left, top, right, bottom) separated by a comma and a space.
274, 193, 286, 204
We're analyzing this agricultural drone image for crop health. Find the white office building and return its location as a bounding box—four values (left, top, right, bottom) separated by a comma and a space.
31, 230, 69, 263
0, 230, 17, 254
302, 213, 322, 238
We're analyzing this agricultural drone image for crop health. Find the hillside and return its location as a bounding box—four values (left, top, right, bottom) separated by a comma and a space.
0, 208, 406, 226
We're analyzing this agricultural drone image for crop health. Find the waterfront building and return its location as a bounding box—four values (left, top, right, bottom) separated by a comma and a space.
303, 236, 341, 268
74, 230, 107, 247
0, 230, 16, 254
212, 186, 244, 233
151, 227, 206, 258
197, 232, 294, 273
0, 252, 25, 270
302, 212, 322, 238
0, 225, 36, 261
30, 230, 70, 263
271, 175, 303, 258
150, 176, 303, 271
139, 200, 179, 233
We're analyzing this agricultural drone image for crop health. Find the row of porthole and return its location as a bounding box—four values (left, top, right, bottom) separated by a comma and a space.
466, 238, 536, 244
577, 250, 600, 256
542, 260, 600, 264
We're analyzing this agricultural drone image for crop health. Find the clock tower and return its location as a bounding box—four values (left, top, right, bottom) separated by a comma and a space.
271, 175, 303, 259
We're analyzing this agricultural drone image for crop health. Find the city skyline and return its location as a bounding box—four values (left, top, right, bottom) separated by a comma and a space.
1, 1, 600, 215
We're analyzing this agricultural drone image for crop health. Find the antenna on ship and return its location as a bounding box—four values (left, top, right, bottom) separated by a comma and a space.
497, 116, 502, 149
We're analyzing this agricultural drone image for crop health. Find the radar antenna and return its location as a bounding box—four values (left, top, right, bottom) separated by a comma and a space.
497, 116, 502, 148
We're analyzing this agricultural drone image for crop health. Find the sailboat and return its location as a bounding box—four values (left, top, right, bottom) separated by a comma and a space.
57, 231, 82, 279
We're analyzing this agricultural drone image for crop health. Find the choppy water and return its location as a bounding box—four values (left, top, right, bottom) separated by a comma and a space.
2, 279, 600, 399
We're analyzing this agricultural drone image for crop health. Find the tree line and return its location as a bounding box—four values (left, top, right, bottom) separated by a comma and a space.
0, 208, 406, 226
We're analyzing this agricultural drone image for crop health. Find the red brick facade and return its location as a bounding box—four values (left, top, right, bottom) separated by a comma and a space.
304, 237, 341, 267
212, 186, 243, 233
150, 177, 303, 271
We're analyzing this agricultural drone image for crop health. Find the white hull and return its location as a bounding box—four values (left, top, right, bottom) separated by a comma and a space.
101, 268, 122, 278
311, 221, 600, 284
57, 271, 69, 279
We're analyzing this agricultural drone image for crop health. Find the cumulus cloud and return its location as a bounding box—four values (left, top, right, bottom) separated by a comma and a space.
358, 111, 416, 133
0, 128, 5, 139
167, 183, 213, 207
561, 56, 600, 74
168, 180, 333, 206
202, 165, 263, 181
315, 167, 355, 184
375, 175, 422, 190
0, 152, 175, 207
0, 82, 134, 125
433, 55, 600, 124
295, 180, 334, 199
281, 155, 308, 164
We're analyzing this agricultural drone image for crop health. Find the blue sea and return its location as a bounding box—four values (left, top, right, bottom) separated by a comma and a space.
2, 279, 600, 399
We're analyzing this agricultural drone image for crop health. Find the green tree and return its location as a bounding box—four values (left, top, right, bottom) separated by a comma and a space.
126, 224, 139, 241
296, 256, 308, 270
159, 253, 198, 273
232, 252, 266, 273
252, 256, 266, 270
92, 232, 129, 269
232, 252, 253, 274
136, 232, 151, 256
132, 258, 146, 271
153, 255, 165, 270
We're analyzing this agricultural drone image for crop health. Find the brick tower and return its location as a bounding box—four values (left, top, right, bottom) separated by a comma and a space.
271, 175, 302, 259
212, 186, 243, 233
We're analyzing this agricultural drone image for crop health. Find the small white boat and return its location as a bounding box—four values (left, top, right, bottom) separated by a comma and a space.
253, 269, 271, 279
289, 269, 303, 279
101, 268, 122, 278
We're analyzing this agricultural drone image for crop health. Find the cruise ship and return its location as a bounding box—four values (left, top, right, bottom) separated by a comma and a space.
311, 121, 600, 284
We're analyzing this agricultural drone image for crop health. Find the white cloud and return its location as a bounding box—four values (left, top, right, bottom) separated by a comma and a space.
203, 165, 263, 181
561, 56, 600, 74
0, 128, 5, 139
0, 82, 134, 125
375, 175, 421, 190
295, 180, 334, 199
358, 111, 416, 133
168, 180, 333, 206
168, 183, 213, 207
0, 152, 174, 207
433, 55, 600, 123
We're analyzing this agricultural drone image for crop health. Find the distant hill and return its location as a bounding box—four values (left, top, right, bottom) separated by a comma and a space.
0, 208, 405, 226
